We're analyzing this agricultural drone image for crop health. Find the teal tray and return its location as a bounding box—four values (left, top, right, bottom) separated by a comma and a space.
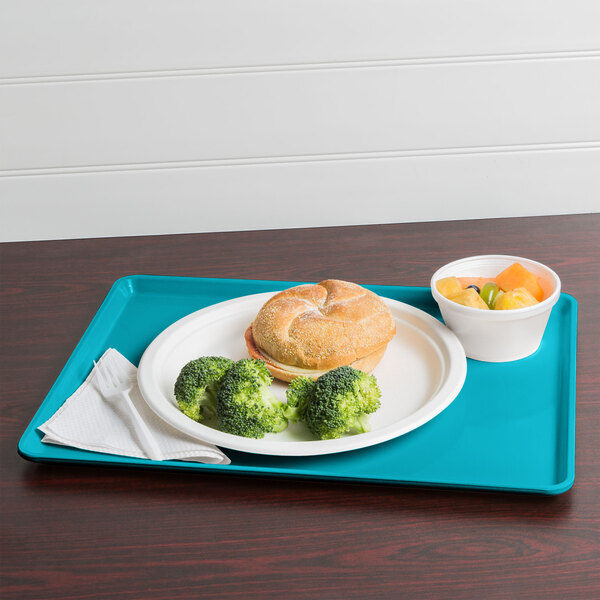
18, 276, 578, 494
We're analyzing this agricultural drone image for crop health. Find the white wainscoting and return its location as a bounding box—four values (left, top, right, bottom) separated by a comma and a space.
1, 0, 599, 242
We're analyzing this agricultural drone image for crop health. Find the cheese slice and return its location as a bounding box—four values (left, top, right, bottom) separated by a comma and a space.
258, 349, 328, 378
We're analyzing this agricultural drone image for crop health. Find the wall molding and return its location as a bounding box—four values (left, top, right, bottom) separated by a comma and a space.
2, 141, 599, 178
2, 49, 600, 86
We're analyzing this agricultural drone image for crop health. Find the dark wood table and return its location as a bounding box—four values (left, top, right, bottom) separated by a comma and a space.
2, 214, 599, 600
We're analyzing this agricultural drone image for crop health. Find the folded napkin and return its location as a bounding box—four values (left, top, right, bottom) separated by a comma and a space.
39, 348, 230, 465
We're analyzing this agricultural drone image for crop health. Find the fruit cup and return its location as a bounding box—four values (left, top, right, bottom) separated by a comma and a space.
430, 255, 561, 362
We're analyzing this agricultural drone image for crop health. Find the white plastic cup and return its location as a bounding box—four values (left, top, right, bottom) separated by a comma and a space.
430, 255, 561, 362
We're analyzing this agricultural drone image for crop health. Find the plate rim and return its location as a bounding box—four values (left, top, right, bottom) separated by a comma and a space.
137, 290, 467, 456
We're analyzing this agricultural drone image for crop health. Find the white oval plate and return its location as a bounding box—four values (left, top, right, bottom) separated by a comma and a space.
137, 292, 467, 456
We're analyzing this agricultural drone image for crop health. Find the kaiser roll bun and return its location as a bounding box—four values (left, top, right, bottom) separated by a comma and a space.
245, 279, 396, 382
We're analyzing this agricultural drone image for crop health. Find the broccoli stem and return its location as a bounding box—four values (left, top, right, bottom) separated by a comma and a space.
259, 387, 288, 432
283, 405, 302, 423
193, 388, 216, 418
350, 413, 371, 434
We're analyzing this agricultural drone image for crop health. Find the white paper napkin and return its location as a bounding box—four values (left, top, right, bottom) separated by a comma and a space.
38, 348, 230, 465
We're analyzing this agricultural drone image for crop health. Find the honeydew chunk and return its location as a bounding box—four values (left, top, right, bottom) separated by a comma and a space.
494, 287, 539, 310
436, 277, 463, 300
450, 287, 490, 309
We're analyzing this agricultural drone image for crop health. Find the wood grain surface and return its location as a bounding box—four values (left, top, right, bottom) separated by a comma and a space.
1, 214, 599, 600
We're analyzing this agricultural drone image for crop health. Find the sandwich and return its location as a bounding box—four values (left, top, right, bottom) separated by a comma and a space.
244, 279, 396, 382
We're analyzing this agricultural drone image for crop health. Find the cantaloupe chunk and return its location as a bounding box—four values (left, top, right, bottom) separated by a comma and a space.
450, 287, 490, 309
457, 277, 496, 290
494, 287, 539, 310
436, 276, 463, 299
496, 263, 544, 301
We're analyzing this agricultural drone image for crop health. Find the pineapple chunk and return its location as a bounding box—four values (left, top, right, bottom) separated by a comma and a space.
450, 287, 490, 309
436, 276, 463, 300
494, 287, 539, 310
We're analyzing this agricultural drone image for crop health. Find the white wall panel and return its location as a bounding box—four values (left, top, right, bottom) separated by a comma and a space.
2, 59, 599, 172
1, 0, 599, 241
2, 0, 599, 80
2, 149, 598, 242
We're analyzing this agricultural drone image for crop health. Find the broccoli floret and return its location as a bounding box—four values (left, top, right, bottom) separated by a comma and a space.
216, 359, 288, 438
174, 356, 234, 422
305, 366, 381, 440
283, 376, 316, 423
